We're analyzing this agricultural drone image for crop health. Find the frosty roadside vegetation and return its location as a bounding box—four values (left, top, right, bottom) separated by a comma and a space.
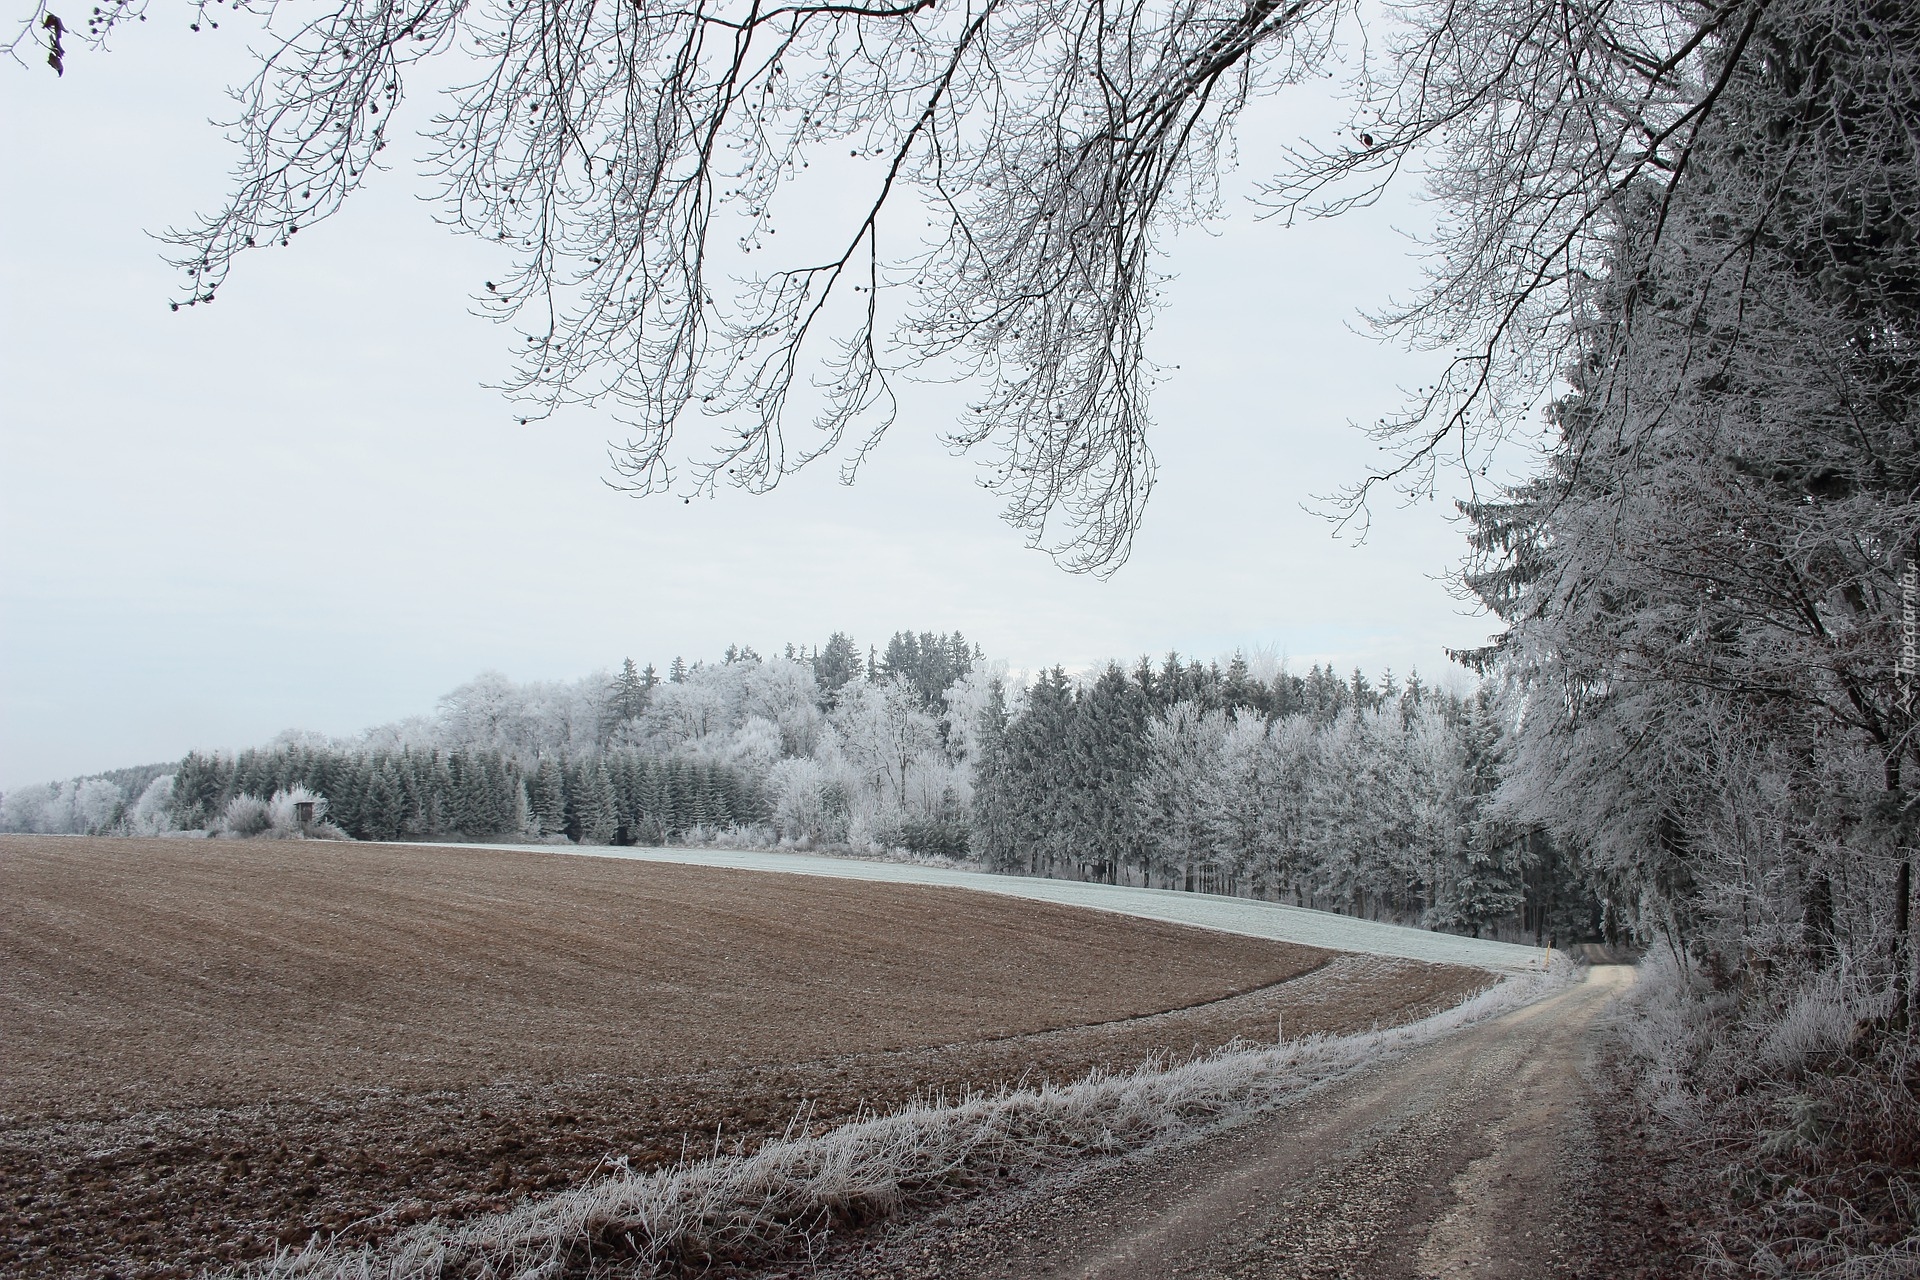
1612, 953, 1920, 1277
240, 958, 1574, 1280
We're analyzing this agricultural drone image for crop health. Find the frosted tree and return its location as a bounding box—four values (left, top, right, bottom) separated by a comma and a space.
126, 774, 178, 835
828, 677, 942, 808
738, 658, 827, 756
438, 671, 534, 753
938, 658, 1013, 766
639, 677, 729, 750
1252, 714, 1317, 903
603, 657, 653, 742
766, 755, 851, 845
1202, 711, 1269, 894
3, 777, 133, 835
1307, 706, 1425, 918
572, 758, 619, 843
1457, 0, 1920, 969
530, 756, 568, 835
1137, 701, 1227, 891
1425, 693, 1521, 936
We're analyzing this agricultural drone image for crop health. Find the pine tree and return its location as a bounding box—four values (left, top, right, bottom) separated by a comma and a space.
576, 760, 618, 844
1063, 664, 1150, 883
1223, 652, 1259, 712
606, 657, 651, 740
1002, 668, 1076, 876
364, 760, 407, 841
531, 756, 568, 837
813, 632, 860, 698
168, 751, 228, 828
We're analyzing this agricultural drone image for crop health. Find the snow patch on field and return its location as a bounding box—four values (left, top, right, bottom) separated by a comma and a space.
242, 958, 1575, 1280
441, 843, 1552, 974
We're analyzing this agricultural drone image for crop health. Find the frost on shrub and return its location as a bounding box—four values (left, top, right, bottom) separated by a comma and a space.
768, 756, 850, 846
1753, 969, 1883, 1075
266, 786, 328, 837
215, 788, 346, 840
217, 794, 272, 838
681, 822, 778, 850
0, 782, 59, 833
1615, 951, 1920, 1274
0, 778, 126, 834
126, 774, 177, 835
1617, 950, 1726, 1126
71, 778, 124, 834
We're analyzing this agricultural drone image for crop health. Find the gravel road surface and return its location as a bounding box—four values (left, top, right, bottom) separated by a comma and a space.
796, 965, 1637, 1280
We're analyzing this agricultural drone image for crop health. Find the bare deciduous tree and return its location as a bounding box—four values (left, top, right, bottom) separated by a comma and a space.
8, 0, 1782, 567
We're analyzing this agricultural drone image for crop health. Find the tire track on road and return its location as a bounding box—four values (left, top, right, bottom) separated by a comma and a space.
800, 966, 1633, 1280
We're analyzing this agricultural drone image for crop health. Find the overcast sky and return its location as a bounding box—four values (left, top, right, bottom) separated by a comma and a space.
1, 16, 1517, 788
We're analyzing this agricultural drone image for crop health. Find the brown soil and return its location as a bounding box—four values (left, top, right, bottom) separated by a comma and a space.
0, 836, 1487, 1279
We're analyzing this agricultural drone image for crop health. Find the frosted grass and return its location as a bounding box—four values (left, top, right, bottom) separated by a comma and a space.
244, 959, 1574, 1280
434, 842, 1552, 974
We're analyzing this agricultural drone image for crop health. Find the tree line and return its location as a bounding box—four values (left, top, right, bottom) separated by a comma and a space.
166, 746, 765, 844
971, 660, 1588, 940
2, 630, 1588, 943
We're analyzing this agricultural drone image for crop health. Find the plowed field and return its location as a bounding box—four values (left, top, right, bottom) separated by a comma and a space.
0, 836, 1488, 1278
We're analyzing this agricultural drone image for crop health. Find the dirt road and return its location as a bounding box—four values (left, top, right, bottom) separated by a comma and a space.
804, 966, 1643, 1280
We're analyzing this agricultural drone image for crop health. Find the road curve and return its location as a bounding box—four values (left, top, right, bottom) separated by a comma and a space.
804, 965, 1634, 1280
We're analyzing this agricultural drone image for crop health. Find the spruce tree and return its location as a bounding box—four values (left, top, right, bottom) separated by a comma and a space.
629, 756, 663, 843
531, 756, 568, 837
666, 756, 693, 837
1063, 663, 1150, 883
1223, 652, 1260, 713
364, 760, 407, 841
331, 757, 371, 837
481, 754, 516, 834
445, 751, 476, 835
1003, 668, 1076, 875
606, 658, 651, 740
576, 760, 618, 844
168, 751, 227, 828
514, 775, 535, 838
813, 632, 860, 699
